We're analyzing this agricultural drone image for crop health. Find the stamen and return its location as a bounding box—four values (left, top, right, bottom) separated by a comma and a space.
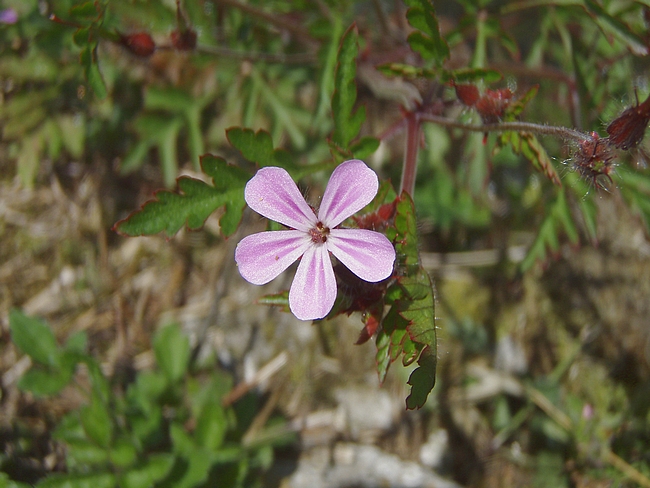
309, 222, 330, 244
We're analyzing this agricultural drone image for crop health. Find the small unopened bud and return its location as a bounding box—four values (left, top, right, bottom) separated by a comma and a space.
120, 32, 156, 57
453, 83, 480, 106
475, 88, 513, 124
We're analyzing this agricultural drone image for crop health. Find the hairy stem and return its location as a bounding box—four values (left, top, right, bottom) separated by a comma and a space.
418, 113, 591, 143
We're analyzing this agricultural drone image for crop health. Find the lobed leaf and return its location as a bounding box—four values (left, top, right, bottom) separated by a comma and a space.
114, 155, 249, 238
380, 193, 437, 409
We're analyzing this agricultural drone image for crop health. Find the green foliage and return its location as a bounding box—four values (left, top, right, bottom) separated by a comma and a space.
379, 193, 437, 409
114, 155, 249, 238
404, 0, 449, 65
330, 24, 366, 152
7, 313, 290, 488
521, 189, 578, 271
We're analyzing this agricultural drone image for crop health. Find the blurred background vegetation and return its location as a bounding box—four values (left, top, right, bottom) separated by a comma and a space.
1, 0, 650, 487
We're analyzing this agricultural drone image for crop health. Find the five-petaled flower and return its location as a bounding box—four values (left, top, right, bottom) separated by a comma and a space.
235, 159, 396, 321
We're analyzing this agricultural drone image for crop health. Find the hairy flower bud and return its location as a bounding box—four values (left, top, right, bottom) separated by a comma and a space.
573, 132, 616, 189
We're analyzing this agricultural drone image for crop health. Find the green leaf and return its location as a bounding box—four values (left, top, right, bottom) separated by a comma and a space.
119, 454, 176, 488
195, 403, 228, 451
583, 0, 648, 56
167, 424, 214, 488
35, 472, 116, 488
331, 24, 365, 149
64, 438, 110, 468
406, 346, 437, 410
114, 155, 249, 238
442, 67, 503, 84
349, 136, 380, 159
80, 390, 113, 448
380, 193, 437, 409
9, 309, 60, 367
0, 472, 31, 488
80, 45, 107, 100
257, 291, 290, 312
404, 0, 450, 65
109, 438, 138, 467
521, 189, 578, 271
69, 2, 99, 20
17, 367, 74, 397
64, 331, 88, 355
226, 128, 296, 172
153, 324, 190, 384
499, 131, 561, 186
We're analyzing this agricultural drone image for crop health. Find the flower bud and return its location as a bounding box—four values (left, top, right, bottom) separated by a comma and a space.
120, 32, 156, 57
606, 95, 650, 150
171, 29, 197, 51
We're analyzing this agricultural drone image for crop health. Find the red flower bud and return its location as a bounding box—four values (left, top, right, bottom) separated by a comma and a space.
171, 29, 197, 51
606, 94, 650, 150
454, 83, 480, 106
475, 88, 513, 124
120, 32, 156, 57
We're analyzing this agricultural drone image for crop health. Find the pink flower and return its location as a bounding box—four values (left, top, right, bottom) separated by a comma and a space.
235, 159, 396, 321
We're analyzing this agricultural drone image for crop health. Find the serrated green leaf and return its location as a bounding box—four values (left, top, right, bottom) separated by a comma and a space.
331, 24, 365, 149
114, 155, 249, 238
404, 0, 449, 65
226, 128, 295, 170
10, 309, 60, 367
153, 324, 190, 384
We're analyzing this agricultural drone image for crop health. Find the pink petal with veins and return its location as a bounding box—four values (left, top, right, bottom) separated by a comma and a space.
245, 167, 316, 232
318, 159, 379, 228
235, 230, 311, 285
289, 245, 336, 320
327, 229, 395, 282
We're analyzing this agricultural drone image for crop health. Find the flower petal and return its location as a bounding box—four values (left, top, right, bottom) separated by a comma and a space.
245, 167, 316, 231
318, 159, 379, 228
327, 229, 395, 282
289, 245, 336, 320
235, 230, 311, 285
